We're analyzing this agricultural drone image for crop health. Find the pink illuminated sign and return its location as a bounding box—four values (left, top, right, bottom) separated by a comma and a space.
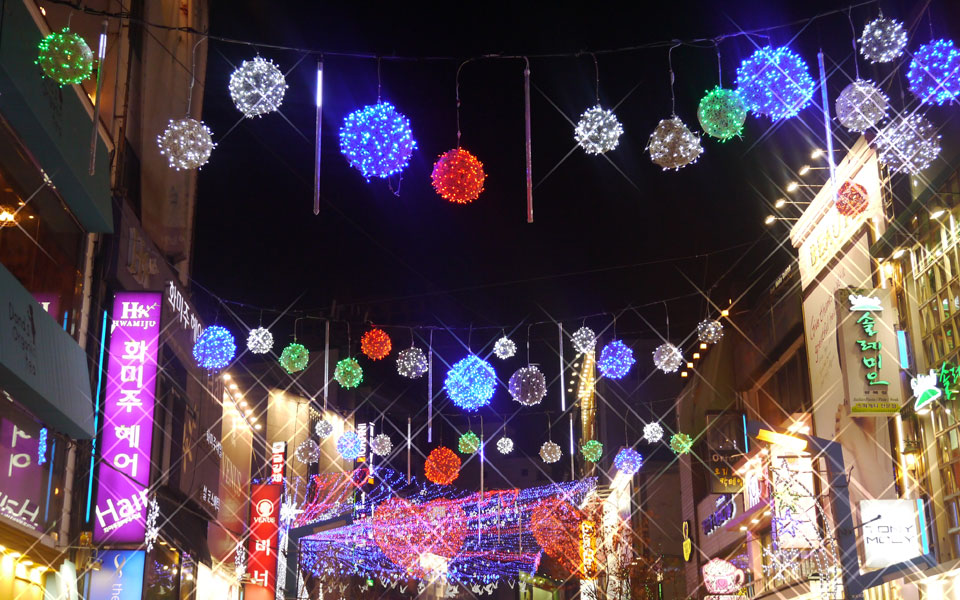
93, 292, 160, 543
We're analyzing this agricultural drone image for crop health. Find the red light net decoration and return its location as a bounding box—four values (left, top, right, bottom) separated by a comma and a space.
372, 497, 470, 578
361, 328, 392, 360
431, 148, 486, 204
424, 446, 461, 485
835, 180, 869, 217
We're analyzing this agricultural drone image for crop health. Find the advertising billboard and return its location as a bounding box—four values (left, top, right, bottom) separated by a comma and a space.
245, 484, 282, 600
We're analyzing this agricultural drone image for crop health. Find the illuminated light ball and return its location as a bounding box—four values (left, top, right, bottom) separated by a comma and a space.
246, 327, 274, 354
508, 366, 547, 406
295, 439, 320, 464
697, 320, 724, 344
361, 328, 392, 360
424, 446, 461, 485
697, 87, 747, 141
598, 340, 635, 379
907, 39, 960, 105
315, 420, 334, 439
371, 434, 392, 457
614, 447, 644, 475
444, 355, 497, 412
396, 347, 428, 379
279, 343, 309, 374
574, 105, 624, 155
496, 436, 514, 454
570, 327, 597, 354
653, 343, 684, 374
647, 116, 703, 170
735, 46, 815, 121
580, 440, 603, 463
539, 441, 562, 464
334, 358, 363, 389
431, 148, 486, 204
339, 102, 417, 179
835, 181, 869, 217
157, 118, 215, 170
860, 17, 908, 63
336, 431, 364, 460
874, 113, 941, 175
493, 336, 517, 360
193, 325, 236, 370
229, 56, 287, 117
36, 28, 93, 85
835, 79, 889, 132
643, 422, 664, 444
670, 433, 694, 455
458, 431, 480, 454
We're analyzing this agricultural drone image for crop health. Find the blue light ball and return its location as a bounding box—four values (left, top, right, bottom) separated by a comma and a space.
907, 39, 960, 106
337, 431, 364, 460
339, 101, 417, 179
444, 355, 497, 412
598, 340, 635, 379
735, 46, 815, 121
613, 447, 644, 475
192, 325, 236, 370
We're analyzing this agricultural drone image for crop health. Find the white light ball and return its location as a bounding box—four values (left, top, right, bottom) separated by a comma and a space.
643, 422, 664, 444
508, 366, 547, 406
860, 17, 908, 63
653, 343, 684, 373
371, 433, 392, 456
497, 437, 514, 454
493, 337, 517, 359
696, 320, 724, 345
157, 118, 214, 170
540, 441, 562, 464
229, 56, 288, 118
835, 79, 888, 132
647, 116, 703, 170
875, 113, 941, 175
396, 347, 429, 379
574, 105, 623, 154
315, 420, 334, 439
295, 439, 320, 464
247, 327, 274, 354
570, 327, 597, 354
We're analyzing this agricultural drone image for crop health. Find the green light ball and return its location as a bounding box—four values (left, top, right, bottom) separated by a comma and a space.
670, 433, 694, 455
697, 87, 747, 141
458, 431, 480, 454
580, 439, 603, 462
279, 343, 309, 374
36, 28, 94, 86
334, 357, 363, 389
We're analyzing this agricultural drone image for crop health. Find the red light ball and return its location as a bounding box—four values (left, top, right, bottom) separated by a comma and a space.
836, 180, 869, 217
431, 148, 486, 204
424, 446, 461, 485
361, 328, 392, 360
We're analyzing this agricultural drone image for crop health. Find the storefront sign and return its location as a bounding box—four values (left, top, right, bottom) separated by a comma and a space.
740, 455, 769, 512
938, 361, 960, 403
682, 521, 692, 561
93, 292, 160, 543
771, 453, 818, 549
89, 550, 145, 600
860, 499, 923, 568
0, 409, 48, 532
702, 558, 744, 595
270, 441, 286, 484
836, 288, 900, 415
702, 496, 736, 536
580, 520, 597, 579
912, 369, 942, 411
165, 280, 203, 343
246, 484, 282, 600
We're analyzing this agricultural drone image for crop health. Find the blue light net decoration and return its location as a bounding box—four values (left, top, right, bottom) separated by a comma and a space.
907, 39, 960, 106
597, 340, 635, 379
613, 447, 644, 475
444, 355, 497, 412
192, 325, 236, 370
339, 101, 417, 179
735, 46, 815, 121
337, 431, 364, 460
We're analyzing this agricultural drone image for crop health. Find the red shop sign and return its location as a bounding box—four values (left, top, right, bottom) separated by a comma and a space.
245, 484, 282, 600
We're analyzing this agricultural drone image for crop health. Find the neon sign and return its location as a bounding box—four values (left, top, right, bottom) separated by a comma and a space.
270, 441, 286, 484
246, 484, 281, 599
849, 294, 888, 388
702, 495, 736, 536
912, 369, 942, 411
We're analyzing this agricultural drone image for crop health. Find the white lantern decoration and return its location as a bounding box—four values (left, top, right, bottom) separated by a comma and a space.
229, 56, 288, 117
371, 433, 392, 456
157, 118, 214, 170
653, 343, 684, 373
508, 366, 547, 406
493, 336, 517, 359
875, 113, 941, 175
859, 17, 908, 63
570, 327, 597, 354
835, 79, 888, 132
496, 436, 514, 454
696, 320, 724, 344
647, 116, 703, 170
247, 327, 274, 354
643, 422, 664, 444
315, 420, 334, 439
574, 105, 623, 154
540, 441, 562, 464
294, 439, 320, 464
396, 347, 429, 379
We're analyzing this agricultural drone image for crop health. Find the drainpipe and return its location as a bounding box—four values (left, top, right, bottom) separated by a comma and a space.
76, 233, 98, 350
58, 442, 76, 548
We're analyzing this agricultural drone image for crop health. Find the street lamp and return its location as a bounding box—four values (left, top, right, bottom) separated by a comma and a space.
786, 181, 799, 192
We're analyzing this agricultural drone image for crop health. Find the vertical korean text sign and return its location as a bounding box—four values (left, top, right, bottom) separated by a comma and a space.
246, 483, 282, 600
93, 292, 161, 543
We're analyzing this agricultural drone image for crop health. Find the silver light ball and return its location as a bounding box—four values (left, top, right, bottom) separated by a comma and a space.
497, 437, 514, 454
860, 17, 908, 64
539, 441, 562, 464
493, 336, 517, 359
696, 320, 724, 344
229, 56, 288, 117
508, 366, 547, 406
643, 422, 664, 443
157, 118, 214, 170
396, 347, 429, 379
295, 439, 320, 464
653, 343, 684, 373
315, 420, 334, 439
835, 79, 888, 132
371, 434, 392, 456
875, 113, 941, 175
247, 327, 274, 354
574, 105, 623, 155
570, 327, 597, 354
647, 117, 703, 170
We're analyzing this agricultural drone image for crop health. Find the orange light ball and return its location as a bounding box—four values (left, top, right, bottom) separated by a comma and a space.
430, 148, 486, 204
424, 446, 461, 485
361, 328, 392, 360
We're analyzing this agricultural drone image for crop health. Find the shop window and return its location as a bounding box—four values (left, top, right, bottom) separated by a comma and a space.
145, 544, 180, 600
0, 121, 84, 334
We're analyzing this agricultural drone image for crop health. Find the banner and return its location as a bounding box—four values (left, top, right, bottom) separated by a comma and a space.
246, 484, 282, 600
93, 292, 160, 543
88, 550, 145, 600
